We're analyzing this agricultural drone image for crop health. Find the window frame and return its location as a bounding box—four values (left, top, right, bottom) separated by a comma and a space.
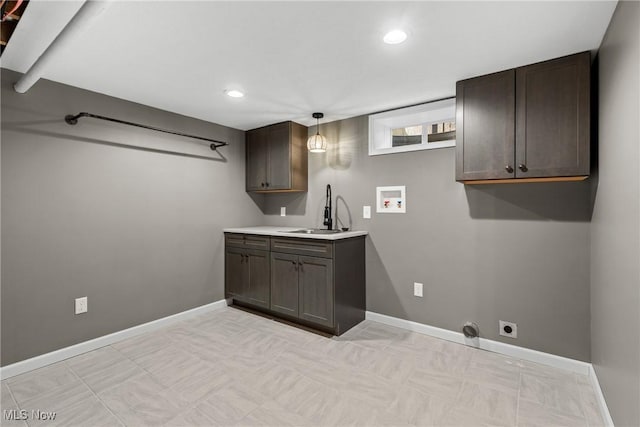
368, 98, 456, 156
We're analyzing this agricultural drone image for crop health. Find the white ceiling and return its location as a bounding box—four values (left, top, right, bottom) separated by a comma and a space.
2, 1, 617, 131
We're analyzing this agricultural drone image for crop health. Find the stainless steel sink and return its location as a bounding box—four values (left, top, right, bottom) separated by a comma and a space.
285, 229, 343, 235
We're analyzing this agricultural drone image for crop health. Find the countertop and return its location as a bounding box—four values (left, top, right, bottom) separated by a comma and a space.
223, 226, 368, 241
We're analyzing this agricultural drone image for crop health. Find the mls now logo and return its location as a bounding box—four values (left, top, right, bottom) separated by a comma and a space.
4, 409, 56, 421
3, 409, 28, 421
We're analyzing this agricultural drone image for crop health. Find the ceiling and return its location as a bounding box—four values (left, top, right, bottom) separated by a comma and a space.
2, 1, 617, 131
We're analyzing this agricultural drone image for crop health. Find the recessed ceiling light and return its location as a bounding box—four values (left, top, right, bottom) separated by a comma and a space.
383, 29, 407, 45
225, 89, 244, 98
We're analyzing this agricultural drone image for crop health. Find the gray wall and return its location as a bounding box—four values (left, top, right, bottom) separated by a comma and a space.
1, 70, 264, 365
263, 115, 593, 361
591, 1, 640, 425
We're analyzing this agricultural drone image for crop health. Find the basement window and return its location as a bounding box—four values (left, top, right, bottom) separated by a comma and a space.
368, 98, 456, 156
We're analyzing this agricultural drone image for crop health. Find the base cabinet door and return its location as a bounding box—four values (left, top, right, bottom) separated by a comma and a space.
246, 249, 270, 309
270, 252, 299, 317
225, 248, 247, 300
298, 256, 334, 328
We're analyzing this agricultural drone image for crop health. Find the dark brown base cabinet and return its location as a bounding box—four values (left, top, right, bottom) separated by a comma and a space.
225, 233, 365, 335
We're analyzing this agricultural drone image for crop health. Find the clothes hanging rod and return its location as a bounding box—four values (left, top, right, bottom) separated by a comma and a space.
64, 112, 228, 150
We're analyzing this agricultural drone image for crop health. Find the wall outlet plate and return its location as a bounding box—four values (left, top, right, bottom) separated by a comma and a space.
280, 207, 286, 217
75, 297, 88, 315
414, 282, 423, 297
363, 206, 371, 219
499, 320, 517, 338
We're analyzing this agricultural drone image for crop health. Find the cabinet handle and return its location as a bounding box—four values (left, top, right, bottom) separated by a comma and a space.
518, 164, 528, 172
265, 182, 269, 187
505, 165, 514, 173
261, 182, 265, 187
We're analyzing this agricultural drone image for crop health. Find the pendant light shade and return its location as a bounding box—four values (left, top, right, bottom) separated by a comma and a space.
307, 112, 327, 153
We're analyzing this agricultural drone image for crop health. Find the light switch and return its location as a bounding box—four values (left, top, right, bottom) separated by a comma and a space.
363, 206, 371, 219
280, 207, 286, 217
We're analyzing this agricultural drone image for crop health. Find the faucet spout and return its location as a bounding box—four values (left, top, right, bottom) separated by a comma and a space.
323, 184, 333, 230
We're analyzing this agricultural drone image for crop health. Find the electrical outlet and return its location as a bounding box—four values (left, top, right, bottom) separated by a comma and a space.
75, 297, 88, 315
413, 282, 423, 297
499, 320, 517, 338
363, 206, 371, 219
280, 207, 286, 217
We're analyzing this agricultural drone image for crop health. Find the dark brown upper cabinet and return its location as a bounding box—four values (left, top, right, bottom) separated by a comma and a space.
246, 121, 308, 192
456, 52, 590, 184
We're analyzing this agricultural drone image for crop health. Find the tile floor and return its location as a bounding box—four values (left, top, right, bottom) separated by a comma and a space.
1, 307, 604, 426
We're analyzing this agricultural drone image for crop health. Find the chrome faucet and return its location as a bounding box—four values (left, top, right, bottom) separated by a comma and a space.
323, 184, 333, 230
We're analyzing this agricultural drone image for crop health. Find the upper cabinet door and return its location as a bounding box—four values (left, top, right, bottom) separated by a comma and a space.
266, 122, 292, 190
246, 127, 268, 191
456, 70, 516, 181
245, 121, 308, 193
515, 52, 590, 178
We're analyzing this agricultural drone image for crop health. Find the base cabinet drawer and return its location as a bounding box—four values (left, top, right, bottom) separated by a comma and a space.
225, 233, 270, 250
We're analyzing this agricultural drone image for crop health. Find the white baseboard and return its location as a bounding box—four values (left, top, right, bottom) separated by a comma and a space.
0, 299, 228, 380
589, 364, 615, 427
365, 311, 590, 375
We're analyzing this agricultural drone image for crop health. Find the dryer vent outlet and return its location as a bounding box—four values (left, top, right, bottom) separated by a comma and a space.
462, 322, 479, 338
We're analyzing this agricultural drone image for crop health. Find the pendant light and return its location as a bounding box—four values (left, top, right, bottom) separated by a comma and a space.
307, 112, 327, 153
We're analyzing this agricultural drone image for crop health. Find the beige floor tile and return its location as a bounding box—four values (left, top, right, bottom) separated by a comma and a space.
98, 374, 188, 426
520, 372, 585, 418
65, 347, 128, 379
249, 362, 315, 400
237, 399, 313, 426
520, 360, 577, 383
439, 405, 512, 427
28, 396, 122, 427
110, 332, 169, 360
456, 381, 518, 425
339, 369, 399, 408
79, 358, 147, 394
7, 363, 77, 405
163, 405, 217, 427
359, 346, 417, 383
19, 380, 93, 415
0, 382, 27, 427
168, 364, 234, 403
386, 384, 455, 426
407, 367, 464, 400
464, 351, 521, 393
393, 330, 448, 354
232, 330, 292, 359
338, 322, 411, 350
518, 399, 587, 427
2, 308, 596, 427
200, 382, 267, 424
417, 348, 471, 376
1, 381, 18, 409
276, 351, 351, 389
578, 382, 606, 427
132, 345, 213, 388
286, 387, 381, 427
323, 341, 379, 368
